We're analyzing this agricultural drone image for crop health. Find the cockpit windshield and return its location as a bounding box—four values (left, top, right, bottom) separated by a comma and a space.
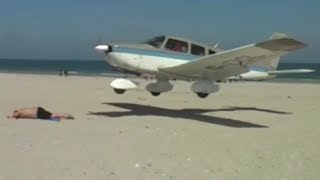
145, 36, 165, 48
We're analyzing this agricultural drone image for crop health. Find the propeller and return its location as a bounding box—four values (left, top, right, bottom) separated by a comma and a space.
94, 44, 113, 54
94, 36, 113, 54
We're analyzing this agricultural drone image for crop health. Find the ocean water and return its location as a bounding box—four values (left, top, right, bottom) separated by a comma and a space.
0, 59, 120, 76
0, 59, 319, 82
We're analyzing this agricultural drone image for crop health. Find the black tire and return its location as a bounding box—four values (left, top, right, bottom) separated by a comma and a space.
114, 89, 125, 94
197, 92, 209, 98
151, 92, 161, 96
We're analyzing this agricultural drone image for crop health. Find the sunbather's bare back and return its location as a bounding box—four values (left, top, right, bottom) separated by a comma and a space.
11, 107, 38, 119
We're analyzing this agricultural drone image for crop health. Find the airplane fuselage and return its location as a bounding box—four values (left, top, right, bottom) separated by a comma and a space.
105, 45, 198, 79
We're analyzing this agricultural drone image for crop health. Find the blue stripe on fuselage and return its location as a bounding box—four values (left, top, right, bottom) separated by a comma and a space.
250, 66, 268, 72
113, 47, 199, 61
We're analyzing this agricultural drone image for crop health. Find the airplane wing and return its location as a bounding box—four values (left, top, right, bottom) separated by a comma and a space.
159, 36, 306, 80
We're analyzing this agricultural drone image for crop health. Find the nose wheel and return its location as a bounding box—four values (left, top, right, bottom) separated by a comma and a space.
114, 88, 126, 94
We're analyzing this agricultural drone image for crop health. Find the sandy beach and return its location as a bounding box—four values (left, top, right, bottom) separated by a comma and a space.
0, 73, 319, 180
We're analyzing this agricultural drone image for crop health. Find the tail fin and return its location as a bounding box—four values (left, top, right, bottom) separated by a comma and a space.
268, 56, 280, 70
265, 33, 287, 69
250, 56, 280, 70
269, 32, 289, 40
265, 33, 313, 74
250, 33, 288, 70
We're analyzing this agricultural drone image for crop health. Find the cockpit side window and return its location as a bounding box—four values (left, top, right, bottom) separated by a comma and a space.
209, 49, 216, 55
191, 44, 205, 56
165, 39, 188, 53
146, 36, 165, 48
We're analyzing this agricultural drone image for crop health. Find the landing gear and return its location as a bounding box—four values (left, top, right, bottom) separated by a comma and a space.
146, 79, 173, 97
114, 88, 125, 94
110, 78, 138, 95
197, 92, 209, 98
150, 92, 161, 96
191, 80, 220, 98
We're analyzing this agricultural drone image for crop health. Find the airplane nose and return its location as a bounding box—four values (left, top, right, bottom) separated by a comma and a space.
94, 45, 112, 54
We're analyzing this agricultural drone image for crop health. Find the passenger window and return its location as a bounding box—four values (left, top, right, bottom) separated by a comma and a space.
165, 39, 188, 53
209, 49, 216, 55
191, 44, 205, 56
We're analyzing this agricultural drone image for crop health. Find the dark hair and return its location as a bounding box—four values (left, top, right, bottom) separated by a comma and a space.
13, 110, 20, 118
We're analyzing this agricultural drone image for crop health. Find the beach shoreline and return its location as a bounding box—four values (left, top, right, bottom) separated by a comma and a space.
0, 71, 319, 85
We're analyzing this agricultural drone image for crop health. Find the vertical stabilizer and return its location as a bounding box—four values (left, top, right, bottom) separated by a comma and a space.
250, 33, 286, 70
269, 32, 289, 40
266, 32, 289, 69
250, 56, 280, 70
269, 56, 280, 70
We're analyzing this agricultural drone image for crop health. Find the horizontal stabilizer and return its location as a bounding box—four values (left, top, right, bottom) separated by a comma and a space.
267, 69, 315, 75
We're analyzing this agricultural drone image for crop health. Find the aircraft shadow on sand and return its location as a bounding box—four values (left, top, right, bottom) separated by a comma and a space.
88, 103, 292, 128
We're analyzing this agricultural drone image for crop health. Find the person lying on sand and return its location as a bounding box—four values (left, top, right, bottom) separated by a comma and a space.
7, 107, 74, 120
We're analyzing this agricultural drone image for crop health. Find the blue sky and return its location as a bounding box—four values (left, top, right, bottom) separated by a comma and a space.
0, 0, 319, 62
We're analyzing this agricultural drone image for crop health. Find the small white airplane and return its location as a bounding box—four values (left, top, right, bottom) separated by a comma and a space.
95, 33, 306, 98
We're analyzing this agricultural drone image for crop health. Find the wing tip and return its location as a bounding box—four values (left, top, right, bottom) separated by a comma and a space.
256, 37, 307, 52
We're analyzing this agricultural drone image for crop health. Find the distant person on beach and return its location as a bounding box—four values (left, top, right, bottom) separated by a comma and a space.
59, 69, 63, 76
7, 107, 74, 121
64, 70, 69, 77
59, 69, 69, 77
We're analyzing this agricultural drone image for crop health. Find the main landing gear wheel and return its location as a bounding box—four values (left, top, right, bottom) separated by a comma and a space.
197, 92, 209, 98
151, 92, 161, 96
114, 88, 126, 94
